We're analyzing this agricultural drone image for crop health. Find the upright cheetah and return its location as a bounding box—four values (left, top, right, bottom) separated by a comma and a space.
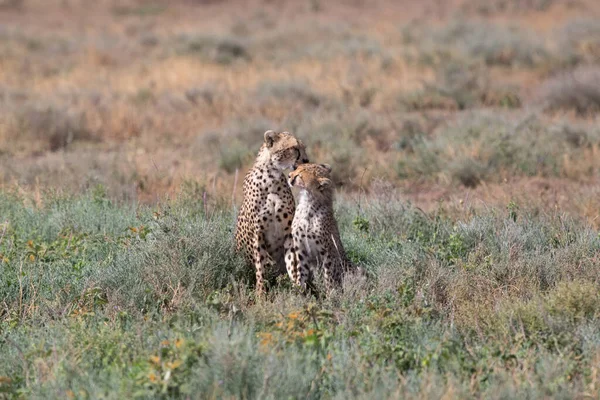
235, 130, 309, 295
286, 163, 354, 293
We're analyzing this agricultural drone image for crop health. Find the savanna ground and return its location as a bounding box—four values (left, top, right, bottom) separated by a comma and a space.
1, 0, 600, 398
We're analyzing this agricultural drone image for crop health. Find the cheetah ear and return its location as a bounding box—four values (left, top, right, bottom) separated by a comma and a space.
320, 164, 332, 173
318, 177, 332, 189
264, 130, 278, 148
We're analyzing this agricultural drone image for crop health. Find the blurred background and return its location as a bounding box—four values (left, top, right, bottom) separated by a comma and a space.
0, 0, 599, 223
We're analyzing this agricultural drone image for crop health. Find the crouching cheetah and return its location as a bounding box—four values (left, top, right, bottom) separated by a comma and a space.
235, 130, 309, 295
286, 163, 355, 293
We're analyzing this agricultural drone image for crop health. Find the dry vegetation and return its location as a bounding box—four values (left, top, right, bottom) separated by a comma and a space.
1, 0, 600, 398
0, 0, 598, 216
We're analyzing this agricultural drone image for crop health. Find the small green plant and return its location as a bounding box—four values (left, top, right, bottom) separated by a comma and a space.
439, 229, 468, 265
507, 200, 519, 222
258, 303, 335, 354
184, 35, 250, 65
131, 88, 155, 106
135, 338, 205, 397
92, 183, 110, 205
353, 215, 370, 233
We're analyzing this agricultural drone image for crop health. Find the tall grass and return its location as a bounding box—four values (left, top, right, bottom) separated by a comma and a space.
2, 189, 600, 398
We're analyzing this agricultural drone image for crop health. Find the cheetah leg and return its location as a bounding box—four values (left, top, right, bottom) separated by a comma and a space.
322, 255, 333, 293
296, 237, 312, 292
284, 232, 298, 285
252, 230, 271, 296
322, 250, 343, 293
286, 232, 311, 292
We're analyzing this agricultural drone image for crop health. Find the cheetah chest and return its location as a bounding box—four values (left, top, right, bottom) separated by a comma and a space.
263, 192, 291, 249
250, 170, 294, 263
292, 194, 330, 262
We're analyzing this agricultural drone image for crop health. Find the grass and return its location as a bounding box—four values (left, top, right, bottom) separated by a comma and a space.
1, 0, 598, 200
536, 66, 600, 115
557, 17, 600, 65
1, 189, 600, 398
403, 19, 549, 68
398, 61, 522, 111
395, 111, 600, 185
1, 2, 600, 396
181, 34, 251, 65
462, 0, 566, 14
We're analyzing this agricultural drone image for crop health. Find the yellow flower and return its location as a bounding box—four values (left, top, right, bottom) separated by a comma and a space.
305, 329, 315, 336
148, 372, 158, 383
129, 227, 138, 233
29, 254, 35, 262
288, 312, 299, 320
259, 332, 273, 346
166, 360, 182, 370
160, 340, 170, 346
175, 338, 184, 349
149, 355, 160, 365
27, 240, 34, 248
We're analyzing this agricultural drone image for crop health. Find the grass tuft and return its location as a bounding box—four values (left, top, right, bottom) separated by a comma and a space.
536, 66, 600, 115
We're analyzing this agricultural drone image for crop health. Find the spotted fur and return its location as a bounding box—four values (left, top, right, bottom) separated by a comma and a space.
235, 130, 309, 295
286, 163, 354, 293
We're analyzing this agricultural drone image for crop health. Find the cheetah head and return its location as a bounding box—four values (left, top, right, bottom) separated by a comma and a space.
262, 130, 309, 170
288, 163, 333, 196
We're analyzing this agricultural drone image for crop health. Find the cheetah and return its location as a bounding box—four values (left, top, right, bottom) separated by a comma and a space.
286, 163, 355, 293
235, 130, 309, 295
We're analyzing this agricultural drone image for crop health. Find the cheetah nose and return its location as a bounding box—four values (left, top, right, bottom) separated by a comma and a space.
288, 174, 297, 186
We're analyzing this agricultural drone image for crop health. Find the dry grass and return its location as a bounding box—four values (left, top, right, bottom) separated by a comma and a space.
0, 0, 599, 212
2, 3, 600, 396
536, 65, 600, 115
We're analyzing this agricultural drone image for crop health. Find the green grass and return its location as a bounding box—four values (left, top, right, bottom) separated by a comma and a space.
1, 188, 600, 398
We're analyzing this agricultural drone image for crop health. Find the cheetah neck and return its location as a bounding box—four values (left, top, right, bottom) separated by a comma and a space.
254, 146, 283, 173
254, 145, 271, 166
297, 189, 333, 211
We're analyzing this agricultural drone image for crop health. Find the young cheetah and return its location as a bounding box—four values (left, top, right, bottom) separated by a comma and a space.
286, 163, 354, 293
235, 130, 309, 295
